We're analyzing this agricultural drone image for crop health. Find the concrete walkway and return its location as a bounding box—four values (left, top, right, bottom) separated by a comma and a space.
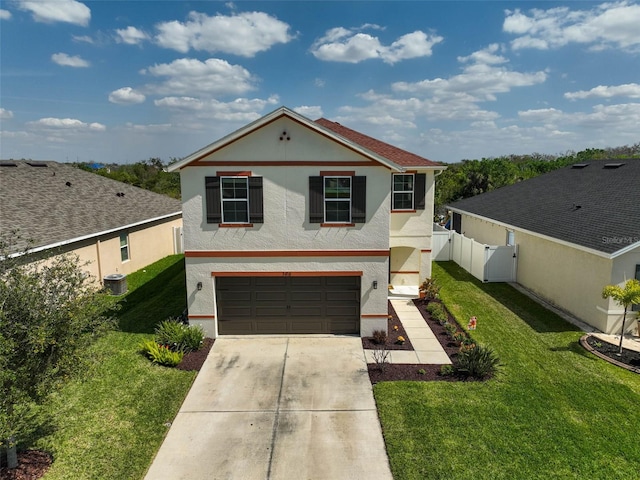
144, 336, 393, 480
364, 298, 451, 365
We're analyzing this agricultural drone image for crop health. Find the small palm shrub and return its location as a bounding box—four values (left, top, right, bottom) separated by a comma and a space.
455, 344, 500, 379
419, 278, 441, 301
139, 339, 184, 367
155, 319, 204, 353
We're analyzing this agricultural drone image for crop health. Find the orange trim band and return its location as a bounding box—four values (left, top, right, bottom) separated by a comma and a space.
391, 210, 416, 213
217, 171, 252, 176
195, 161, 374, 167
186, 250, 389, 258
218, 223, 254, 228
212, 271, 363, 277
421, 249, 432, 253
188, 314, 216, 319
361, 314, 390, 318
390, 271, 419, 274
320, 170, 356, 176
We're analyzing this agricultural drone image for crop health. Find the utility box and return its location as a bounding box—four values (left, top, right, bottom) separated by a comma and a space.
103, 273, 127, 295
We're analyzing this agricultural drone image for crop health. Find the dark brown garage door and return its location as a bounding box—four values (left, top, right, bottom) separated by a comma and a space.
216, 276, 360, 335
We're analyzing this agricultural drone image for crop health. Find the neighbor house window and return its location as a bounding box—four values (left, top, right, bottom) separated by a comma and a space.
120, 233, 129, 262
392, 174, 414, 210
204, 176, 263, 225
634, 265, 640, 312
391, 173, 427, 211
506, 231, 515, 246
309, 175, 366, 224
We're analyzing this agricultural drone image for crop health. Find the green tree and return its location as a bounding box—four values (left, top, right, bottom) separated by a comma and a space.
0, 233, 116, 468
601, 279, 640, 355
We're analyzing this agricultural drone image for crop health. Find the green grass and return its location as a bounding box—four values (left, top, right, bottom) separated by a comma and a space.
35, 254, 196, 480
376, 262, 640, 480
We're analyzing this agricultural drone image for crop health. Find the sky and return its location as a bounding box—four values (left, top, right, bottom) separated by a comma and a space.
1, 1, 639, 165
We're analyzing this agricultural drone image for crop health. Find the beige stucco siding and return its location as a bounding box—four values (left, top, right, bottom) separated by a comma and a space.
458, 215, 510, 246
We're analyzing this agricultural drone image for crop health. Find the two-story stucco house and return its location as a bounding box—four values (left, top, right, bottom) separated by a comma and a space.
169, 107, 444, 338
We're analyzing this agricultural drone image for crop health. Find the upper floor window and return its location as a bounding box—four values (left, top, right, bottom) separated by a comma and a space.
392, 174, 414, 210
205, 175, 263, 225
309, 175, 366, 224
392, 172, 427, 212
120, 233, 130, 262
324, 176, 351, 223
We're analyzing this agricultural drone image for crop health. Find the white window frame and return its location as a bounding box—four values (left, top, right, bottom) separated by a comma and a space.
324, 176, 352, 223
220, 176, 249, 224
392, 173, 415, 210
120, 233, 130, 262
506, 230, 515, 246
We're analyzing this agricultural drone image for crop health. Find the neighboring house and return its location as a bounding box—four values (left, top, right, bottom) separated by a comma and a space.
0, 160, 183, 284
446, 159, 640, 334
168, 106, 444, 337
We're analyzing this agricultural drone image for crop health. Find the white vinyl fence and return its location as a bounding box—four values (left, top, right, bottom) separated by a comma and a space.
432, 225, 517, 283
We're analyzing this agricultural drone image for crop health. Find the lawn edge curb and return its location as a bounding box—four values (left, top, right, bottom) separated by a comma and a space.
580, 334, 640, 374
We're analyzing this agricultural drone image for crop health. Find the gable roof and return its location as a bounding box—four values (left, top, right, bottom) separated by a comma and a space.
168, 106, 443, 172
0, 161, 181, 254
314, 118, 440, 168
447, 159, 640, 257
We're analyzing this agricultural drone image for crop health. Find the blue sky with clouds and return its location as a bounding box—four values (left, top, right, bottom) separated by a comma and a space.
1, 1, 639, 164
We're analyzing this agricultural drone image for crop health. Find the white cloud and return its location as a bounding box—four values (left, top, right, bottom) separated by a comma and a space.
457, 44, 508, 65
0, 108, 14, 119
142, 58, 257, 97
519, 103, 640, 131
504, 2, 640, 51
311, 25, 443, 64
154, 10, 292, 56
154, 96, 279, 122
73, 34, 93, 44
565, 83, 640, 100
51, 52, 90, 68
294, 105, 323, 119
28, 117, 106, 131
17, 0, 90, 26
115, 26, 149, 45
0, 9, 11, 20
109, 87, 146, 105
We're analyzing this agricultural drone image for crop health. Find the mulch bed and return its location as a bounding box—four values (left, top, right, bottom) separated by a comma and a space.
0, 450, 52, 480
176, 337, 215, 371
361, 303, 413, 350
582, 335, 640, 373
366, 299, 468, 383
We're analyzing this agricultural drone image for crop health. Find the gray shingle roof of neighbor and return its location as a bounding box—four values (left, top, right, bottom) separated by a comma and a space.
446, 159, 640, 256
0, 160, 181, 254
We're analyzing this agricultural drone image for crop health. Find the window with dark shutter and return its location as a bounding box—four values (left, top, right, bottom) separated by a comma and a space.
309, 176, 324, 223
634, 265, 640, 312
415, 173, 426, 210
205, 176, 222, 224
248, 176, 264, 223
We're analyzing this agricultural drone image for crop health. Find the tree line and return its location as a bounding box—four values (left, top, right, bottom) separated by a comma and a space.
435, 143, 640, 212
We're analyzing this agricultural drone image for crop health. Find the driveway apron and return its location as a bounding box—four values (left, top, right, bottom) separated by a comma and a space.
144, 336, 393, 480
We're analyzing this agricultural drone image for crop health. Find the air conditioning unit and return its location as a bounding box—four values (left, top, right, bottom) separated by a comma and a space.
103, 273, 127, 295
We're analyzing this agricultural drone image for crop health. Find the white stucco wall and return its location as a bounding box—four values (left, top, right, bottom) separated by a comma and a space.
180, 117, 392, 337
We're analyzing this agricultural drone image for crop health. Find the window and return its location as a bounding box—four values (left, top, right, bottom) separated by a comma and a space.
391, 173, 427, 211
392, 174, 414, 210
506, 231, 515, 246
120, 233, 129, 262
634, 265, 640, 312
221, 177, 249, 223
324, 177, 351, 222
205, 176, 263, 225
309, 175, 366, 224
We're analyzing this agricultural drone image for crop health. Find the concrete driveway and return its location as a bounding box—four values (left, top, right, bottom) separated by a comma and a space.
144, 336, 393, 480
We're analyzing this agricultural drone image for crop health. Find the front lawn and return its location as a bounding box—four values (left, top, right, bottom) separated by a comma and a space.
376, 262, 640, 480
36, 255, 196, 480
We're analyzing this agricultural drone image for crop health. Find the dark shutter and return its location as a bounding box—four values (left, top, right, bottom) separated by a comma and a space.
634, 265, 640, 311
309, 176, 324, 223
248, 177, 264, 224
351, 176, 366, 223
452, 212, 461, 234
205, 176, 221, 224
415, 173, 426, 210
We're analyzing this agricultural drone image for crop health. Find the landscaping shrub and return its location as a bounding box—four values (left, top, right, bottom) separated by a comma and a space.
419, 277, 441, 301
455, 344, 500, 379
426, 302, 448, 324
372, 329, 388, 345
139, 339, 184, 367
155, 319, 204, 353
439, 364, 455, 376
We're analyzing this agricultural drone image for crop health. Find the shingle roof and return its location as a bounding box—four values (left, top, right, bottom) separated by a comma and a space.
447, 159, 640, 255
0, 161, 181, 253
314, 118, 441, 168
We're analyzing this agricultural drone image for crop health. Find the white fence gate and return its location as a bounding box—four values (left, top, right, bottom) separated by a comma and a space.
432, 225, 517, 283
173, 226, 184, 254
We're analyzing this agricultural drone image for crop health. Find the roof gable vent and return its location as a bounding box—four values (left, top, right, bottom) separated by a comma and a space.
571, 163, 588, 169
603, 163, 624, 169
